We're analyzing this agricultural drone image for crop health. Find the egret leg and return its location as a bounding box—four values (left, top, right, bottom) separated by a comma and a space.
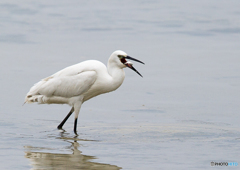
57, 107, 74, 129
74, 118, 78, 135
73, 102, 82, 136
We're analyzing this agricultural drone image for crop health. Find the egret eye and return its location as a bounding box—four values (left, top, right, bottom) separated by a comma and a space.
118, 55, 124, 59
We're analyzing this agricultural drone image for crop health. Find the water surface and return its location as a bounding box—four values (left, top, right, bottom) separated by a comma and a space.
1, 0, 240, 169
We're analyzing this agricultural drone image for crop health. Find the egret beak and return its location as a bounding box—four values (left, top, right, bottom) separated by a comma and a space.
126, 56, 145, 64
124, 61, 143, 77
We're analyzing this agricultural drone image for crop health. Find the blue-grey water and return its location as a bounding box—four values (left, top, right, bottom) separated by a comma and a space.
1, 0, 240, 169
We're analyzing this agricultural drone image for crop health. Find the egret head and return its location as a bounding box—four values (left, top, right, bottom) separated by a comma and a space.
109, 50, 144, 77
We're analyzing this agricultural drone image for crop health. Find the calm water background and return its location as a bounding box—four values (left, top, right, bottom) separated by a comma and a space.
1, 0, 240, 169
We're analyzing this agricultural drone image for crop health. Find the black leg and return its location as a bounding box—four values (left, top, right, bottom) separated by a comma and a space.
57, 107, 74, 129
74, 118, 78, 135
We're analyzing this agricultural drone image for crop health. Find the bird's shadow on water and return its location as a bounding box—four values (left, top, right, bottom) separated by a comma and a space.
24, 130, 122, 170
56, 129, 99, 142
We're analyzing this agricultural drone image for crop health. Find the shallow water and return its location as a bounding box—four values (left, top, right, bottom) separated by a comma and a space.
1, 0, 240, 169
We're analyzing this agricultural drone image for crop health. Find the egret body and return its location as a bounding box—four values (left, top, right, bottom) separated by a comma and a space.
25, 50, 144, 135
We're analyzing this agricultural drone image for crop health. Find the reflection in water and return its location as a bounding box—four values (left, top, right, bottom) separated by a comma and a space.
25, 138, 121, 170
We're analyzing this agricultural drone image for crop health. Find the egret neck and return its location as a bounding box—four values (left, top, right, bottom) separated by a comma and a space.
107, 57, 126, 91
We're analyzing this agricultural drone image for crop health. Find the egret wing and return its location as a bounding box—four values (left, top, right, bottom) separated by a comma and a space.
50, 61, 98, 77
38, 71, 97, 98
26, 60, 105, 100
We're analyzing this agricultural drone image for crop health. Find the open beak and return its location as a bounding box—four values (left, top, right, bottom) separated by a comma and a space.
124, 56, 144, 77
126, 56, 145, 64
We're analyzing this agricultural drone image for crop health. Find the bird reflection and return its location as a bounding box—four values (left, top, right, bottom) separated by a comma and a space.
25, 135, 121, 170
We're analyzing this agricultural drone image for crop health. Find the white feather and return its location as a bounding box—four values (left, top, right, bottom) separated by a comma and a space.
24, 50, 144, 133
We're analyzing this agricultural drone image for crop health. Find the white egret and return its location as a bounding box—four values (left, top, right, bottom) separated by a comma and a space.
25, 50, 144, 135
